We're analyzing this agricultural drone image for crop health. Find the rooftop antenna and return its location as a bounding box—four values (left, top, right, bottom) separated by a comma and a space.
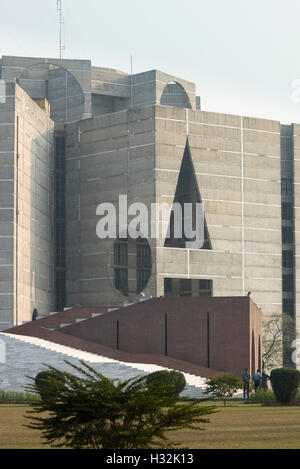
57, 0, 66, 59
130, 55, 133, 108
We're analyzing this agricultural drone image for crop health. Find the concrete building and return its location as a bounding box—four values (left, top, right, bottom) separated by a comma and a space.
0, 55, 297, 366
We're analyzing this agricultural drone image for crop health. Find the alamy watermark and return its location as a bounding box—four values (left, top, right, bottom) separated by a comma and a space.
0, 80, 6, 104
96, 195, 205, 249
291, 339, 300, 365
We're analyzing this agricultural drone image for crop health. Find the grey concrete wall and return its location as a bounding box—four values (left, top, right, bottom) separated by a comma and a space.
154, 106, 282, 321
13, 84, 55, 325
0, 82, 54, 329
91, 66, 130, 98
1, 56, 92, 121
65, 106, 157, 307
64, 102, 283, 327
293, 123, 300, 351
47, 66, 85, 123
91, 67, 195, 111
92, 94, 130, 116
131, 70, 195, 109
0, 82, 15, 330
1, 56, 196, 120
156, 70, 196, 109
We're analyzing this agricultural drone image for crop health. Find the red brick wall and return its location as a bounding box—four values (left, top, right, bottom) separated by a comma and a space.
62, 297, 262, 376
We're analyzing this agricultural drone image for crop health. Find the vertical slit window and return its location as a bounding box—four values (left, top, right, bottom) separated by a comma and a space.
281, 178, 293, 196
114, 269, 128, 294
180, 278, 192, 296
55, 135, 66, 311
199, 279, 213, 296
282, 202, 293, 220
114, 243, 128, 266
283, 250, 294, 268
55, 137, 66, 170
283, 274, 294, 292
164, 278, 173, 293
282, 226, 293, 244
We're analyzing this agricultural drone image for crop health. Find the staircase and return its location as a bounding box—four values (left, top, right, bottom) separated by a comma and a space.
0, 333, 207, 398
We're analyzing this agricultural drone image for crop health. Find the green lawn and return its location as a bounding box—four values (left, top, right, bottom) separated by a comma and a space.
168, 403, 300, 449
1, 403, 300, 449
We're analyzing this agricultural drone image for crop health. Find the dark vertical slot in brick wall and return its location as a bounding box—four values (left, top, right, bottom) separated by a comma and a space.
165, 313, 168, 356
207, 311, 210, 368
116, 320, 120, 350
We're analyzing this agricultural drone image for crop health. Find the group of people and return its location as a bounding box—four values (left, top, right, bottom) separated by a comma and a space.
241, 368, 270, 399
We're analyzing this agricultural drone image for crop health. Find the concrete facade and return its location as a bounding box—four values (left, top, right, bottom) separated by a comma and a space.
0, 81, 15, 330
64, 105, 282, 317
0, 80, 54, 329
155, 109, 282, 314
0, 54, 297, 368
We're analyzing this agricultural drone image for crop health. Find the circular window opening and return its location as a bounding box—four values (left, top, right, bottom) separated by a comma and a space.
113, 236, 152, 297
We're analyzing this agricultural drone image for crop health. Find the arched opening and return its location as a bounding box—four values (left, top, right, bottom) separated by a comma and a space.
17, 63, 85, 123
32, 309, 39, 321
160, 81, 192, 109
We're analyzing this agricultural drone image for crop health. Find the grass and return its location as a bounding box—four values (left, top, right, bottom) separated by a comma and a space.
1, 402, 300, 449
168, 402, 300, 449
0, 405, 50, 449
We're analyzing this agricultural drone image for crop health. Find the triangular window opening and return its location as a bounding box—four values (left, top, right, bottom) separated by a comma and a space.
164, 142, 212, 250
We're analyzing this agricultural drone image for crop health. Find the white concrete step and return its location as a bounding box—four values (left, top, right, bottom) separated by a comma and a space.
0, 333, 207, 396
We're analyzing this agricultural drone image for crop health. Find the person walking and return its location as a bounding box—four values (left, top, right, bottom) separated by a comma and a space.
261, 370, 270, 391
253, 369, 262, 393
242, 368, 251, 399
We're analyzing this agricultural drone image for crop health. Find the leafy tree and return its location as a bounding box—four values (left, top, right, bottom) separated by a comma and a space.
146, 370, 186, 399
25, 361, 217, 449
205, 373, 243, 406
262, 312, 295, 370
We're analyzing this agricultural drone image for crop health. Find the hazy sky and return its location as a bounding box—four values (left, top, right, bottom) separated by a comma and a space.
1, 0, 300, 123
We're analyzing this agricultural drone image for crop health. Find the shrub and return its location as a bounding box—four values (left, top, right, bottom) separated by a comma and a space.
34, 369, 65, 403
249, 389, 275, 403
146, 370, 186, 399
26, 361, 217, 449
270, 368, 300, 404
205, 373, 243, 406
0, 390, 39, 403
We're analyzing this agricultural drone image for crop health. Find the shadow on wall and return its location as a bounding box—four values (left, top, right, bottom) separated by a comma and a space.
17, 63, 85, 123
